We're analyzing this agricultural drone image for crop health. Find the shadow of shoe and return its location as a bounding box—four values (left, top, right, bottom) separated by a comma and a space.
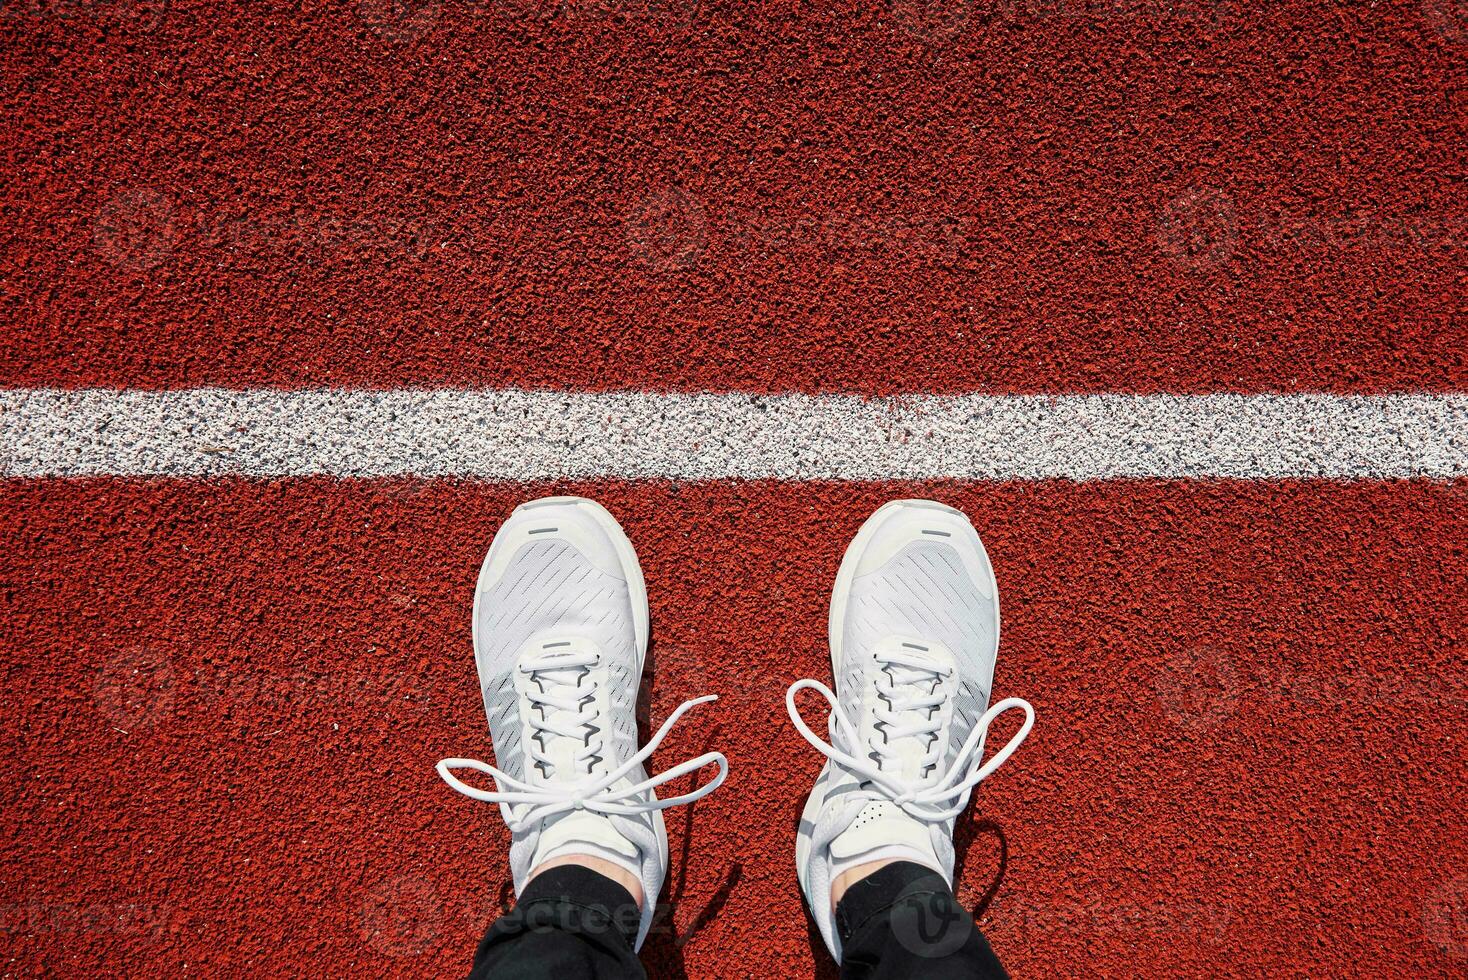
955, 815, 1009, 920
641, 788, 742, 978
636, 637, 739, 977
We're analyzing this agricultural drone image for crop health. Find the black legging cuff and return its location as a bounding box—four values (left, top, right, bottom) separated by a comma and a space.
513, 865, 642, 950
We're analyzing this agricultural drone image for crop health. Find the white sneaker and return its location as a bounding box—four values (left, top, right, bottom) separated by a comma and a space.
789, 499, 1035, 961
437, 496, 727, 950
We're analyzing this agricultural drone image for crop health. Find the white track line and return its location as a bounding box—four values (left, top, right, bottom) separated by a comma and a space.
1, 388, 1464, 480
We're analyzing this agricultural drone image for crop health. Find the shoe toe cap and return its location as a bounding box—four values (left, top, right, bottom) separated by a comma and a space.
484, 497, 630, 587
853, 500, 990, 591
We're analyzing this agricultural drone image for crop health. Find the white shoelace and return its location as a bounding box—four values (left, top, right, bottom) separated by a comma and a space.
786, 666, 1035, 823
867, 650, 950, 776
438, 656, 728, 833
516, 649, 609, 777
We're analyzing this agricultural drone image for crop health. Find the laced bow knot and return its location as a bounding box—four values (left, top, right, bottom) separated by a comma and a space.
786, 674, 1034, 824
438, 692, 728, 834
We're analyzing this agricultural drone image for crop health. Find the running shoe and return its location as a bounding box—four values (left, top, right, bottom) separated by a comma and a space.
438, 496, 727, 950
789, 499, 1035, 960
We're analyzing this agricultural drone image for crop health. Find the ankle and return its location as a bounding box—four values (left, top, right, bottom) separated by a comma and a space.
528, 854, 644, 908
830, 857, 901, 911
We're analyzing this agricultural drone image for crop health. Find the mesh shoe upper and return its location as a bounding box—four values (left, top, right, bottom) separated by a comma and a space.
438, 497, 726, 952
477, 535, 643, 792
791, 500, 1035, 961
837, 538, 999, 777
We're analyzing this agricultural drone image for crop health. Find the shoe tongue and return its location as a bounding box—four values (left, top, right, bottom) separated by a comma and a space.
874, 658, 946, 785
531, 810, 641, 869
829, 800, 939, 866
529, 652, 596, 779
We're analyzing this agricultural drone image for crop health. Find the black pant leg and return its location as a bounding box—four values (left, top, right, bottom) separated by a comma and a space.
835, 861, 1008, 980
466, 865, 647, 980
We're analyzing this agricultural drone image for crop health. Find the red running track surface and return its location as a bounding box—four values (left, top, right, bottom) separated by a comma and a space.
2, 1, 1466, 977
0, 1, 1464, 394
2, 480, 1465, 977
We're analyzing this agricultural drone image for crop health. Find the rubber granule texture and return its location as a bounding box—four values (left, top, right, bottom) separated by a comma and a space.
2, 1, 1466, 977
0, 1, 1464, 393
2, 480, 1465, 977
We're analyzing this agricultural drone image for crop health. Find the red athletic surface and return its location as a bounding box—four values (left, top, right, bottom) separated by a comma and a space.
3, 480, 1465, 977
0, 1, 1464, 394
3, 1, 1466, 978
